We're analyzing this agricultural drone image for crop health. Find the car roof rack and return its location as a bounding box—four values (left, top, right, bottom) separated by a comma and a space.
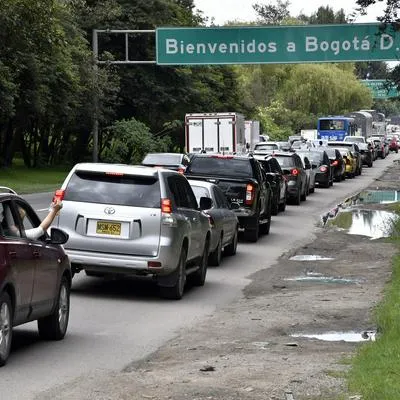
0, 186, 18, 195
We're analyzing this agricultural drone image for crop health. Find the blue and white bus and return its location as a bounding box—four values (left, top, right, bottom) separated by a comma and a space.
317, 116, 357, 141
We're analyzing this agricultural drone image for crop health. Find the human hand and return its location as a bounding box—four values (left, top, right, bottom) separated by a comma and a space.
50, 199, 63, 213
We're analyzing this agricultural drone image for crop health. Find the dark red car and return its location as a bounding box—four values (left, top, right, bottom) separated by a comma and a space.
388, 135, 399, 153
0, 188, 71, 366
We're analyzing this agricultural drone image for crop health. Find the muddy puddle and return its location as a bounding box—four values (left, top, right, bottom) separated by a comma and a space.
285, 276, 360, 284
322, 190, 400, 239
291, 331, 376, 343
289, 255, 334, 261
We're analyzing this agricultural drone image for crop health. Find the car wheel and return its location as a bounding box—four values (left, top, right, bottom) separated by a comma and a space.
292, 189, 301, 206
209, 235, 222, 266
244, 215, 259, 242
224, 227, 238, 256
159, 247, 187, 300
300, 185, 307, 201
192, 239, 209, 286
271, 192, 279, 216
368, 161, 373, 168
260, 201, 271, 235
0, 292, 13, 367
38, 276, 70, 340
279, 194, 286, 212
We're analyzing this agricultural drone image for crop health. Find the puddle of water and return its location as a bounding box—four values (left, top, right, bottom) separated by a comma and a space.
291, 331, 376, 342
285, 276, 360, 284
289, 255, 334, 261
326, 209, 399, 239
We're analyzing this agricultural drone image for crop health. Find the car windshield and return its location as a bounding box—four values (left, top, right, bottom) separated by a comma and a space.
142, 154, 182, 165
64, 171, 161, 208
190, 185, 210, 204
274, 156, 295, 168
344, 137, 364, 143
254, 144, 278, 151
187, 157, 253, 178
322, 148, 337, 158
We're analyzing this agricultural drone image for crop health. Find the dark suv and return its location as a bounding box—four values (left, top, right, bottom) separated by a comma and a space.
185, 154, 273, 242
272, 152, 308, 205
0, 187, 71, 366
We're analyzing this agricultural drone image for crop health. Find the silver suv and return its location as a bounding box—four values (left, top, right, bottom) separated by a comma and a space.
53, 163, 212, 299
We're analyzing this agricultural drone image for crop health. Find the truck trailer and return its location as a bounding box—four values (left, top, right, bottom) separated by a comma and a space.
185, 112, 246, 154
244, 120, 260, 151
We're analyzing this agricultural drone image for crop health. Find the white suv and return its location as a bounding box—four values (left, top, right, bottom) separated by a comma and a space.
53, 163, 212, 299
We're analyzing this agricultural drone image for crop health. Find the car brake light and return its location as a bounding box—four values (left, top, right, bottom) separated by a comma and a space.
148, 261, 162, 269
245, 183, 255, 205
211, 155, 234, 159
105, 172, 124, 176
177, 167, 185, 174
52, 189, 65, 202
161, 198, 172, 213
291, 168, 299, 176
320, 166, 328, 172
331, 160, 338, 167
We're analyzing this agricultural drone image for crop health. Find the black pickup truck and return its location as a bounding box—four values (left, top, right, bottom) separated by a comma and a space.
185, 154, 273, 242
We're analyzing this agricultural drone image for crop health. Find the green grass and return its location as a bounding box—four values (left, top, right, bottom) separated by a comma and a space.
346, 208, 400, 399
0, 163, 70, 194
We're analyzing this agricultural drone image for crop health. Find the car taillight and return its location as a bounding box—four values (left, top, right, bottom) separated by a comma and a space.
245, 183, 255, 205
177, 167, 185, 174
148, 261, 162, 269
291, 168, 299, 176
161, 198, 172, 213
319, 166, 328, 172
52, 189, 65, 202
331, 160, 338, 167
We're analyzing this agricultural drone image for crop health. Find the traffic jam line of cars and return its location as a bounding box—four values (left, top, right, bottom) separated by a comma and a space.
0, 133, 398, 366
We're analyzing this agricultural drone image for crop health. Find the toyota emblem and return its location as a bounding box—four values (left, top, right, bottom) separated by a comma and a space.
104, 207, 115, 215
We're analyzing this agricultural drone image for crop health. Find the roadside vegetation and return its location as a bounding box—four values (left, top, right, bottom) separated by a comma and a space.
1, 0, 400, 169
346, 208, 400, 399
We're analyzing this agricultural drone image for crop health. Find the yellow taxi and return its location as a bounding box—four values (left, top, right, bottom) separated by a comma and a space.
338, 149, 357, 178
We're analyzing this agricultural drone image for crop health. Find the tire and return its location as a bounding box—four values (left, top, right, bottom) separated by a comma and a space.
38, 276, 70, 340
159, 247, 187, 300
260, 201, 271, 236
209, 235, 222, 266
0, 292, 13, 367
224, 227, 238, 256
192, 239, 209, 286
271, 192, 279, 216
244, 217, 259, 242
279, 194, 286, 212
300, 184, 307, 201
292, 189, 301, 206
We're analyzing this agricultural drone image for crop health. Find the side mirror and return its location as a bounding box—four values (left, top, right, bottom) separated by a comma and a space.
46, 227, 69, 245
312, 163, 318, 169
199, 197, 213, 210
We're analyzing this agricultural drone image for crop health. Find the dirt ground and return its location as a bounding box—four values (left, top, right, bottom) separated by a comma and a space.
41, 160, 400, 400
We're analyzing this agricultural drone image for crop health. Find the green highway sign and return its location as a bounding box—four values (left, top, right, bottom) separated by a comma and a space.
360, 79, 399, 99
156, 23, 400, 65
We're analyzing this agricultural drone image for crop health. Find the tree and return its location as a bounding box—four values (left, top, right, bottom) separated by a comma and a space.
252, 0, 291, 25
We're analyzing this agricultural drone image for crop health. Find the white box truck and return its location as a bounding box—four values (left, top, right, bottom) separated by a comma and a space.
185, 112, 246, 154
245, 120, 260, 151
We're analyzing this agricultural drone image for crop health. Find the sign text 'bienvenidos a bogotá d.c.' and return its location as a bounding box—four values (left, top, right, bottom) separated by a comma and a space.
155, 23, 400, 65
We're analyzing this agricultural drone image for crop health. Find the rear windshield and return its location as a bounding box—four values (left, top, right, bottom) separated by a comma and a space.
64, 171, 161, 208
187, 157, 253, 178
142, 154, 181, 166
344, 137, 364, 143
254, 144, 278, 151
274, 156, 295, 168
323, 148, 337, 157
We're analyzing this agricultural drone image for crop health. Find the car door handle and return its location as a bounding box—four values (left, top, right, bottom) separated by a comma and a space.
32, 250, 40, 258
8, 251, 16, 258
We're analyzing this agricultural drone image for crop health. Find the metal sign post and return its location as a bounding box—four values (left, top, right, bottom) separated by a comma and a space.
91, 29, 156, 162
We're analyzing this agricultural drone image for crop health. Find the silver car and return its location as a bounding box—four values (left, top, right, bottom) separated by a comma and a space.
53, 163, 212, 299
188, 180, 239, 266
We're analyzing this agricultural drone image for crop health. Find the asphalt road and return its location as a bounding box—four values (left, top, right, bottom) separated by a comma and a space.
3, 155, 397, 399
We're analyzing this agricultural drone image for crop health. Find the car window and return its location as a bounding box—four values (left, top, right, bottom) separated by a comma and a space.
269, 158, 282, 174
64, 171, 161, 208
191, 185, 210, 205
274, 156, 295, 168
187, 157, 253, 178
214, 187, 230, 208
0, 201, 21, 238
14, 201, 42, 238
169, 176, 198, 209
142, 153, 182, 165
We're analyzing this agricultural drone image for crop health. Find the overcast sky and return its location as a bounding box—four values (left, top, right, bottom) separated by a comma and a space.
193, 0, 387, 25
